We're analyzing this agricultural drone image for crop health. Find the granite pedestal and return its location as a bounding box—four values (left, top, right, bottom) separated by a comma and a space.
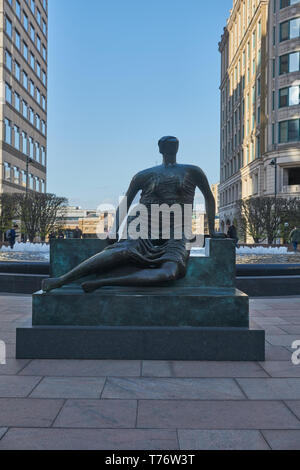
16, 238, 265, 360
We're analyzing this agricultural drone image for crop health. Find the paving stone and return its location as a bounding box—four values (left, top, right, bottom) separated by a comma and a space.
251, 317, 289, 326
0, 428, 179, 450
0, 428, 7, 441
102, 377, 245, 400
0, 359, 30, 376
142, 361, 268, 378
0, 376, 41, 397
280, 325, 300, 334
53, 399, 137, 428
259, 361, 300, 378
0, 398, 64, 427
137, 400, 300, 429
178, 429, 269, 450
0, 333, 16, 344
20, 360, 141, 377
262, 430, 300, 450
265, 344, 292, 361
30, 377, 106, 399
285, 401, 300, 421
237, 378, 300, 400
266, 336, 300, 347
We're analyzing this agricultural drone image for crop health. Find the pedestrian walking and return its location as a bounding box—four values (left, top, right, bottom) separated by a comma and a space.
289, 226, 300, 252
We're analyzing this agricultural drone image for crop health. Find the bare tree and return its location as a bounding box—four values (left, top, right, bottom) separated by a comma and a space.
236, 198, 266, 243
16, 193, 68, 243
0, 194, 18, 242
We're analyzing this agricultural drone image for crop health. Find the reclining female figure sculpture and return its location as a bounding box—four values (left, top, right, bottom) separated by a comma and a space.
42, 136, 223, 293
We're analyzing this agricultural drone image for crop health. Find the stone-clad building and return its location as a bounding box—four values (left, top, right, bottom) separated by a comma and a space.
219, 0, 300, 232
0, 0, 47, 195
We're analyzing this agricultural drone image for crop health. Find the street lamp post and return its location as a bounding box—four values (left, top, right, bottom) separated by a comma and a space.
270, 158, 278, 244
25, 157, 34, 195
269, 158, 278, 200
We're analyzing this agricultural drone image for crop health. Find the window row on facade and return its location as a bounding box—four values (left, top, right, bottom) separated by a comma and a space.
3, 161, 45, 193
5, 28, 47, 87
6, 83, 46, 136
4, 117, 46, 167
5, 52, 47, 113
6, 0, 47, 38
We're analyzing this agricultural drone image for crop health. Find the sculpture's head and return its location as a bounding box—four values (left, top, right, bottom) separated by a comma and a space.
158, 136, 179, 158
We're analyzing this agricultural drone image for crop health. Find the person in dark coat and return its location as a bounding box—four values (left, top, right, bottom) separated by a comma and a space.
226, 220, 239, 247
73, 226, 83, 239
7, 225, 18, 249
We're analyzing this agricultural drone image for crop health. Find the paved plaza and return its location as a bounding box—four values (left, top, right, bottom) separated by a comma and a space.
0, 294, 299, 450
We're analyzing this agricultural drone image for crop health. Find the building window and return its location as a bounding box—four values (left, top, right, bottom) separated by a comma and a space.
35, 142, 40, 162
23, 71, 28, 89
279, 52, 300, 74
280, 0, 300, 8
13, 167, 20, 185
41, 120, 46, 135
37, 9, 41, 25
14, 126, 20, 151
280, 18, 300, 41
279, 86, 300, 107
29, 108, 34, 125
41, 179, 45, 193
41, 147, 46, 166
4, 162, 11, 182
30, 24, 35, 43
29, 174, 34, 190
5, 50, 12, 71
5, 17, 12, 38
279, 119, 300, 143
37, 62, 41, 78
42, 95, 46, 110
23, 13, 28, 31
15, 61, 20, 81
30, 53, 35, 70
31, 0, 35, 15
22, 101, 28, 119
37, 35, 41, 51
22, 132, 27, 155
30, 80, 35, 97
16, 1, 21, 19
42, 20, 46, 36
15, 30, 20, 50
36, 88, 41, 104
42, 45, 46, 60
36, 114, 40, 130
5, 119, 12, 145
23, 42, 28, 61
5, 83, 12, 104
29, 137, 34, 158
14, 92, 20, 112
42, 70, 46, 85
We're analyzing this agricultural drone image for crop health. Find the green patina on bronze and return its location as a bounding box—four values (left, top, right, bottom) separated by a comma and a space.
33, 238, 248, 328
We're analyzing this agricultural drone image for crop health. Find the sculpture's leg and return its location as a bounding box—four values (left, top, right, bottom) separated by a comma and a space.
42, 248, 131, 292
81, 261, 179, 292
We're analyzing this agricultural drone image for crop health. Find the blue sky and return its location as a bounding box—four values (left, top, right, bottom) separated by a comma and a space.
47, 0, 233, 209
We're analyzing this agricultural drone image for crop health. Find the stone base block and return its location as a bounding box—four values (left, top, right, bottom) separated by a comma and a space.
16, 324, 265, 361
32, 286, 249, 328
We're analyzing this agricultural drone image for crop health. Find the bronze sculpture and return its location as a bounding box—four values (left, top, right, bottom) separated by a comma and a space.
42, 137, 222, 293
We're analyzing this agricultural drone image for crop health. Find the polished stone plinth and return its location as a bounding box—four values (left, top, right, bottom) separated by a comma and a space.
16, 322, 265, 361
16, 238, 265, 361
32, 285, 249, 328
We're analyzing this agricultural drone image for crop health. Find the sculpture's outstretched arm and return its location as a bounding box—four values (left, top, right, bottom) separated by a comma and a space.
193, 167, 216, 236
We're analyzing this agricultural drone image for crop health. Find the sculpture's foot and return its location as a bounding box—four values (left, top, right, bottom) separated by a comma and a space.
81, 281, 102, 293
42, 278, 63, 293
